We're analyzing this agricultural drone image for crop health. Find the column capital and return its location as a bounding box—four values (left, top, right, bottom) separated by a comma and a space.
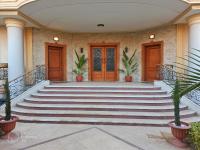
4, 18, 25, 28
187, 14, 200, 26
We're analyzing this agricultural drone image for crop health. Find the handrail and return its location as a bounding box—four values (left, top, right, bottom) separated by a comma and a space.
157, 64, 200, 106
0, 65, 46, 106
9, 65, 46, 99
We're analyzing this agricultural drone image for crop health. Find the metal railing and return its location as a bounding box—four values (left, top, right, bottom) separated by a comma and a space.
157, 64, 200, 106
0, 65, 46, 105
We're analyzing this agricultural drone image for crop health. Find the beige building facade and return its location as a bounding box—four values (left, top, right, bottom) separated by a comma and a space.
0, 0, 199, 82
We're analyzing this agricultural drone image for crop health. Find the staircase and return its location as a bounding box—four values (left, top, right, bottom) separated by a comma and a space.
12, 82, 199, 126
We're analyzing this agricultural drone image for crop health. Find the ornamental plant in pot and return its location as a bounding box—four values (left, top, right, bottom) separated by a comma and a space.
169, 80, 191, 147
73, 50, 87, 82
119, 49, 137, 82
0, 79, 18, 135
168, 49, 200, 147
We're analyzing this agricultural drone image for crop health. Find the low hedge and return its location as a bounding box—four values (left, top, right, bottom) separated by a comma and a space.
189, 122, 200, 150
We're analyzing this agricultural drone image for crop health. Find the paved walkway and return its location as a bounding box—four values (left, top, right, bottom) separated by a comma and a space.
0, 123, 191, 150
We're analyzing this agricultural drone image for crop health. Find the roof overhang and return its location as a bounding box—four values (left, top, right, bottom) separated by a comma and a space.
173, 4, 200, 24
0, 0, 36, 9
0, 10, 44, 28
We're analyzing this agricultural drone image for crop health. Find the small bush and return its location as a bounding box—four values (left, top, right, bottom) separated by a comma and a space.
189, 122, 200, 150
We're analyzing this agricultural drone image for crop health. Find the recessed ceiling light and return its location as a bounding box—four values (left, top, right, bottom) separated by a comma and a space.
97, 24, 105, 27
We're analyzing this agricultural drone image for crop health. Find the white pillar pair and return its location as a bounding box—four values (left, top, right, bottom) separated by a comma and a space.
4, 18, 25, 81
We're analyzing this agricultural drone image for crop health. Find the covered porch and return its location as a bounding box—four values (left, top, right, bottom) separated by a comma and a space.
0, 0, 200, 83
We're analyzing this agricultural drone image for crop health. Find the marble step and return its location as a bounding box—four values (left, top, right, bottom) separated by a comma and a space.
16, 102, 188, 112
44, 85, 161, 90
24, 97, 173, 106
12, 108, 196, 120
38, 89, 167, 95
16, 116, 200, 127
31, 93, 171, 100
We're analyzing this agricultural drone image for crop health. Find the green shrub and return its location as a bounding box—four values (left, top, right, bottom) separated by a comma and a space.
189, 122, 200, 150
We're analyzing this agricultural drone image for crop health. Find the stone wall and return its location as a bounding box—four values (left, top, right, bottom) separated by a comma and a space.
32, 25, 177, 81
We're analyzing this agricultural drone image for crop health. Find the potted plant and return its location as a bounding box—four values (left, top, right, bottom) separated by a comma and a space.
119, 49, 137, 82
168, 49, 200, 147
168, 80, 191, 146
0, 79, 18, 135
73, 50, 87, 82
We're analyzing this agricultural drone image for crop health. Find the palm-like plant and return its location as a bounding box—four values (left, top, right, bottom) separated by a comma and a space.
170, 49, 200, 126
119, 49, 137, 76
4, 79, 11, 121
72, 50, 87, 76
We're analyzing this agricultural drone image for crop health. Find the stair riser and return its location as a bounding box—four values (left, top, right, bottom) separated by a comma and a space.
44, 87, 162, 91
12, 111, 195, 120
24, 100, 173, 106
16, 104, 187, 112
17, 120, 168, 127
31, 95, 171, 100
38, 91, 167, 95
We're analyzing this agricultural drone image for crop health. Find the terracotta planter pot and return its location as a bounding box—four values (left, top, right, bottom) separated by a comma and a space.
125, 76, 133, 82
168, 121, 191, 141
76, 75, 83, 82
0, 116, 19, 135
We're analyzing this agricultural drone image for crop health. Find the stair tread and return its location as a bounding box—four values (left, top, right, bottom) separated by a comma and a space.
16, 116, 200, 125
39, 89, 165, 93
16, 102, 185, 110
46, 85, 157, 88
24, 97, 172, 103
12, 108, 195, 116
32, 93, 171, 98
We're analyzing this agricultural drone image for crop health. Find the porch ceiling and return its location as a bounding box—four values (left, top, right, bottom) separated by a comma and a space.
18, 0, 189, 32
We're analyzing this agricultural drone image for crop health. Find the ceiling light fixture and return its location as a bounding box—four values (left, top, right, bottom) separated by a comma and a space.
53, 36, 59, 42
97, 24, 105, 27
149, 34, 155, 40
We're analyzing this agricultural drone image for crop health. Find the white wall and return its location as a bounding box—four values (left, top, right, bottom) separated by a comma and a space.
0, 26, 8, 63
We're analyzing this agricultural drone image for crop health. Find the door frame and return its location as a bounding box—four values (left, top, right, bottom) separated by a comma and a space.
88, 43, 120, 81
141, 41, 164, 81
45, 42, 67, 81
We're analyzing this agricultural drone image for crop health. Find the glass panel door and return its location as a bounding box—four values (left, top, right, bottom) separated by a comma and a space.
93, 48, 102, 72
106, 48, 115, 72
105, 47, 117, 81
91, 47, 104, 81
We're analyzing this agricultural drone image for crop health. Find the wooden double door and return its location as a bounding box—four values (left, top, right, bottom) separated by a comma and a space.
91, 46, 118, 81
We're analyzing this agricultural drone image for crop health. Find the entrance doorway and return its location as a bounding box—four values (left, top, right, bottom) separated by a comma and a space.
45, 43, 66, 81
89, 44, 119, 81
142, 41, 163, 82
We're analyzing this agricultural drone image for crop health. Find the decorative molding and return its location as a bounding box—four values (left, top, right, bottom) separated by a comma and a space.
187, 14, 200, 25
172, 4, 200, 24
4, 18, 25, 28
182, 0, 200, 4
0, 10, 44, 28
0, 0, 36, 9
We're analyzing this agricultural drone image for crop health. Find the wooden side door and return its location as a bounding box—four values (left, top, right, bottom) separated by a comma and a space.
46, 44, 66, 81
91, 47, 105, 81
105, 47, 117, 81
143, 44, 162, 82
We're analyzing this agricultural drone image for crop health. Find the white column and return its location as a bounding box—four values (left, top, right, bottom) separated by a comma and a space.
188, 14, 200, 68
4, 18, 25, 81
